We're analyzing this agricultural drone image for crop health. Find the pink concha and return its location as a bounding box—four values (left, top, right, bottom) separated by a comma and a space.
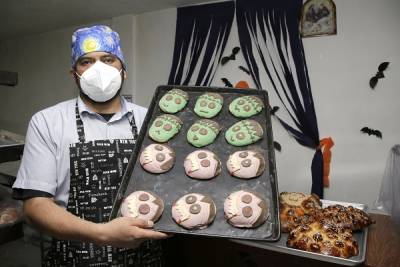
183, 150, 221, 180
120, 191, 164, 223
224, 190, 268, 228
171, 193, 216, 230
139, 144, 175, 174
227, 150, 265, 179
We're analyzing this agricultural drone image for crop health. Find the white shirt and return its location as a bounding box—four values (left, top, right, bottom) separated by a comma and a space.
13, 96, 147, 208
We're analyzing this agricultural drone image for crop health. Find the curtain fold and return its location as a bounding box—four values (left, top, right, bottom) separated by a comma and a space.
168, 1, 235, 86
236, 0, 324, 198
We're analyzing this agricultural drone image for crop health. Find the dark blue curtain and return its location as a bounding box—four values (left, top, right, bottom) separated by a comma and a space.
168, 1, 235, 86
236, 0, 324, 198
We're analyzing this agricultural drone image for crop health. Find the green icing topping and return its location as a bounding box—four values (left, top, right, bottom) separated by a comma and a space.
149, 114, 182, 143
225, 119, 263, 146
187, 119, 221, 147
229, 95, 264, 118
159, 89, 189, 114
194, 93, 223, 118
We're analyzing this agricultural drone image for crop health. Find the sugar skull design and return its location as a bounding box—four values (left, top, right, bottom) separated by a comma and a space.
187, 119, 221, 147
159, 88, 189, 114
139, 144, 175, 174
229, 95, 264, 118
224, 190, 269, 228
149, 114, 182, 143
225, 119, 263, 146
121, 191, 164, 222
194, 93, 224, 118
227, 150, 266, 179
184, 150, 221, 180
172, 193, 216, 230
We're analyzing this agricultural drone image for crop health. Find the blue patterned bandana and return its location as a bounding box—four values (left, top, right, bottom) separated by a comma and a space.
71, 25, 125, 68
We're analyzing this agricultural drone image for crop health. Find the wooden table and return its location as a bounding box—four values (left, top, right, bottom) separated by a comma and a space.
164, 214, 400, 267
364, 214, 400, 267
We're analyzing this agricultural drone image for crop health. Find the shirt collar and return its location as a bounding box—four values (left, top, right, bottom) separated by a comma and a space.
77, 96, 134, 121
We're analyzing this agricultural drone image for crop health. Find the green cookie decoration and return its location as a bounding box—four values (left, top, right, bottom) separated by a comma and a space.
159, 89, 189, 114
225, 119, 264, 146
229, 95, 264, 118
187, 119, 221, 147
149, 114, 183, 143
194, 93, 223, 118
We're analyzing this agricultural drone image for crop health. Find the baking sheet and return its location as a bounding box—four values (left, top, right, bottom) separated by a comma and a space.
111, 85, 280, 241
233, 200, 369, 266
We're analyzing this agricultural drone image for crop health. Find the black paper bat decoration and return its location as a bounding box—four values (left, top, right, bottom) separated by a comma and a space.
221, 47, 240, 65
360, 127, 382, 139
274, 141, 282, 152
221, 78, 233, 87
270, 106, 280, 115
238, 66, 250, 75
369, 62, 389, 89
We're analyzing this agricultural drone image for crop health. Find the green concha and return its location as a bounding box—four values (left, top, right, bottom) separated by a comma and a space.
159, 88, 189, 114
194, 93, 224, 118
225, 119, 264, 146
187, 119, 221, 147
149, 114, 183, 143
229, 95, 264, 118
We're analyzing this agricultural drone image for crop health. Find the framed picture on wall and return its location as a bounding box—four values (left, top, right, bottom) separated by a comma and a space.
300, 0, 337, 38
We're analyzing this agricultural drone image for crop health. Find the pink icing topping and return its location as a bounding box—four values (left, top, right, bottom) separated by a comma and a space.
171, 193, 215, 229
120, 191, 163, 222
184, 150, 220, 179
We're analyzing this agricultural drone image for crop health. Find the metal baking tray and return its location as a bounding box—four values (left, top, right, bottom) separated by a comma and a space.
111, 85, 280, 241
233, 200, 369, 266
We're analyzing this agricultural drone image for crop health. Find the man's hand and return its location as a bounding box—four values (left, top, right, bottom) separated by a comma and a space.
94, 217, 169, 248
23, 197, 170, 249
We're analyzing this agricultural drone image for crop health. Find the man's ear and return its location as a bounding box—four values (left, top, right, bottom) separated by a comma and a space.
123, 69, 127, 79
70, 69, 76, 79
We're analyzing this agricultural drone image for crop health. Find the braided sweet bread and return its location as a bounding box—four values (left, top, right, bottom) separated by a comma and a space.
287, 221, 359, 258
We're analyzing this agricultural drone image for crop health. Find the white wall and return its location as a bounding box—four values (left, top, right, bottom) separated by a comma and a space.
134, 8, 177, 107
134, 0, 400, 208
0, 27, 77, 134
0, 21, 111, 134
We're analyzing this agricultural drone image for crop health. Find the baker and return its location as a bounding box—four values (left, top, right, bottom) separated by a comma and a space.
12, 25, 167, 266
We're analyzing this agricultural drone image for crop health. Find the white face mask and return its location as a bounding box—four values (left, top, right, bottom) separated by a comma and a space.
77, 61, 123, 102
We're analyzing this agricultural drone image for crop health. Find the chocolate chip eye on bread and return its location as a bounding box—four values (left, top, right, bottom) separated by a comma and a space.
279, 192, 375, 233
287, 221, 359, 259
279, 192, 322, 233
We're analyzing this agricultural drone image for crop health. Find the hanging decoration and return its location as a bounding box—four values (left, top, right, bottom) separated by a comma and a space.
167, 1, 235, 86
236, 0, 328, 198
369, 62, 390, 89
238, 66, 251, 75
221, 78, 234, 87
360, 127, 383, 139
221, 46, 241, 65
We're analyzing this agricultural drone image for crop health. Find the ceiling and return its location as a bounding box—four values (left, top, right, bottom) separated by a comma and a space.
1, 0, 211, 40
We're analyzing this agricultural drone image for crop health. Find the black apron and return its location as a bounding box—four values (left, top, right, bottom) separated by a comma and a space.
44, 103, 164, 267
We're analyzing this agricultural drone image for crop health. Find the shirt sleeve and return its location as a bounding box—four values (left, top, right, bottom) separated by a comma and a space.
12, 188, 53, 200
12, 112, 58, 196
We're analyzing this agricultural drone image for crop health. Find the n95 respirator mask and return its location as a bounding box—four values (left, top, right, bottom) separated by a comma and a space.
77, 61, 123, 102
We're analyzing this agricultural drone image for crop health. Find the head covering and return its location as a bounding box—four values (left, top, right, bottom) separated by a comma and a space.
71, 25, 125, 68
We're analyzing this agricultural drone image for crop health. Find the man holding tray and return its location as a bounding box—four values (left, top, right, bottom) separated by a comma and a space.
12, 25, 167, 266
